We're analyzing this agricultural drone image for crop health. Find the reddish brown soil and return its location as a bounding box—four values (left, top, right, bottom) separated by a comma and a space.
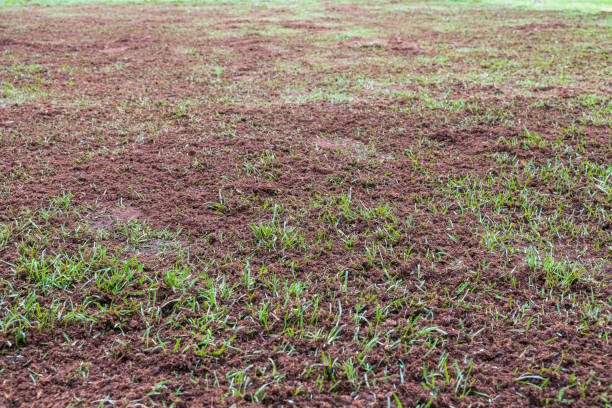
0, 2, 610, 407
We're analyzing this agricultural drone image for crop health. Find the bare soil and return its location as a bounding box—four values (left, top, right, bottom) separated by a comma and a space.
0, 2, 610, 407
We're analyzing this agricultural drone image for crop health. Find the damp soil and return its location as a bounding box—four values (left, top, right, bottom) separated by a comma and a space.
0, 2, 610, 407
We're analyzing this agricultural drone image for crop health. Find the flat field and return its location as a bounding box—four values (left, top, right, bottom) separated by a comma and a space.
0, 0, 610, 406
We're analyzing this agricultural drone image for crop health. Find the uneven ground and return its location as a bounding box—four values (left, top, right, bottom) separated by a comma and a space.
0, 1, 610, 406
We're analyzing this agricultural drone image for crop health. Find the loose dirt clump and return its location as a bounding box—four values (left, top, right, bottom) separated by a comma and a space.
386, 36, 430, 56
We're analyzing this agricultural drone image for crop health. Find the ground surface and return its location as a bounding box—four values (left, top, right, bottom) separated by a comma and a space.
0, 1, 610, 406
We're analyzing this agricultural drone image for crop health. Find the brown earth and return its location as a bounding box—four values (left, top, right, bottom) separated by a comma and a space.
0, 2, 610, 407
